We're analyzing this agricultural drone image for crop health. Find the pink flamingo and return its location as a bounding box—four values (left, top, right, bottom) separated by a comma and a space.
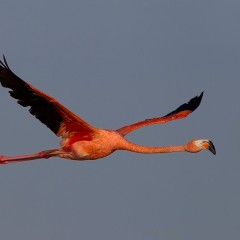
0, 56, 215, 164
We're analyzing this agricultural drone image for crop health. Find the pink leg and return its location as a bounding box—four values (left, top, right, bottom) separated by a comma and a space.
39, 151, 51, 159
0, 149, 60, 164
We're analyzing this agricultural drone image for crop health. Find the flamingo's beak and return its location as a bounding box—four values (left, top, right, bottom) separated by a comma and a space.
208, 140, 216, 155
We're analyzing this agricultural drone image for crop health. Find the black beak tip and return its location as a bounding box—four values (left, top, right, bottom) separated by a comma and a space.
208, 141, 216, 155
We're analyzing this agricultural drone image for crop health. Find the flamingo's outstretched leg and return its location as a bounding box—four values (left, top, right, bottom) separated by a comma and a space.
0, 149, 59, 164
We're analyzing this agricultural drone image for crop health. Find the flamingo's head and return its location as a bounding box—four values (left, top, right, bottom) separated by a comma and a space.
185, 139, 216, 155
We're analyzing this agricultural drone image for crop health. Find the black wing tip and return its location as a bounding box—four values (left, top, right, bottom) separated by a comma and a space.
0, 54, 10, 69
164, 91, 204, 117
188, 91, 204, 112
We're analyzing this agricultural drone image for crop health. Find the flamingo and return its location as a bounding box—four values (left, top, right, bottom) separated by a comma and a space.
0, 56, 215, 164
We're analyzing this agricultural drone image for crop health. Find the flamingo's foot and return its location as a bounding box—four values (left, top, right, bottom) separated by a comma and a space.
0, 156, 9, 164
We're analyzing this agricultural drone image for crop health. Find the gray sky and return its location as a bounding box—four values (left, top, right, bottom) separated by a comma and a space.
0, 0, 239, 239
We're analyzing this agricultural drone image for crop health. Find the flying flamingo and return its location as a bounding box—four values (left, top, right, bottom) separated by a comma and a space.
0, 56, 215, 164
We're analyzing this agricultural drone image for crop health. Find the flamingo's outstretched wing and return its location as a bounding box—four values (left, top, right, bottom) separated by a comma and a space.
0, 56, 97, 142
117, 92, 203, 136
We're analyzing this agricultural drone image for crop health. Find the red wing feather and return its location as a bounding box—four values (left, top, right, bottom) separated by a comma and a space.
58, 122, 94, 141
117, 92, 203, 136
0, 56, 97, 138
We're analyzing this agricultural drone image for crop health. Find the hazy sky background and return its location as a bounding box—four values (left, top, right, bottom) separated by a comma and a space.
0, 0, 239, 239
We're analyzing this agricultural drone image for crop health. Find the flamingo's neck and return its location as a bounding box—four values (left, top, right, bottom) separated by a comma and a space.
120, 140, 186, 154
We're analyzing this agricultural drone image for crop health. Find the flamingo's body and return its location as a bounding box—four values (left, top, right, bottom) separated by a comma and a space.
0, 56, 215, 164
